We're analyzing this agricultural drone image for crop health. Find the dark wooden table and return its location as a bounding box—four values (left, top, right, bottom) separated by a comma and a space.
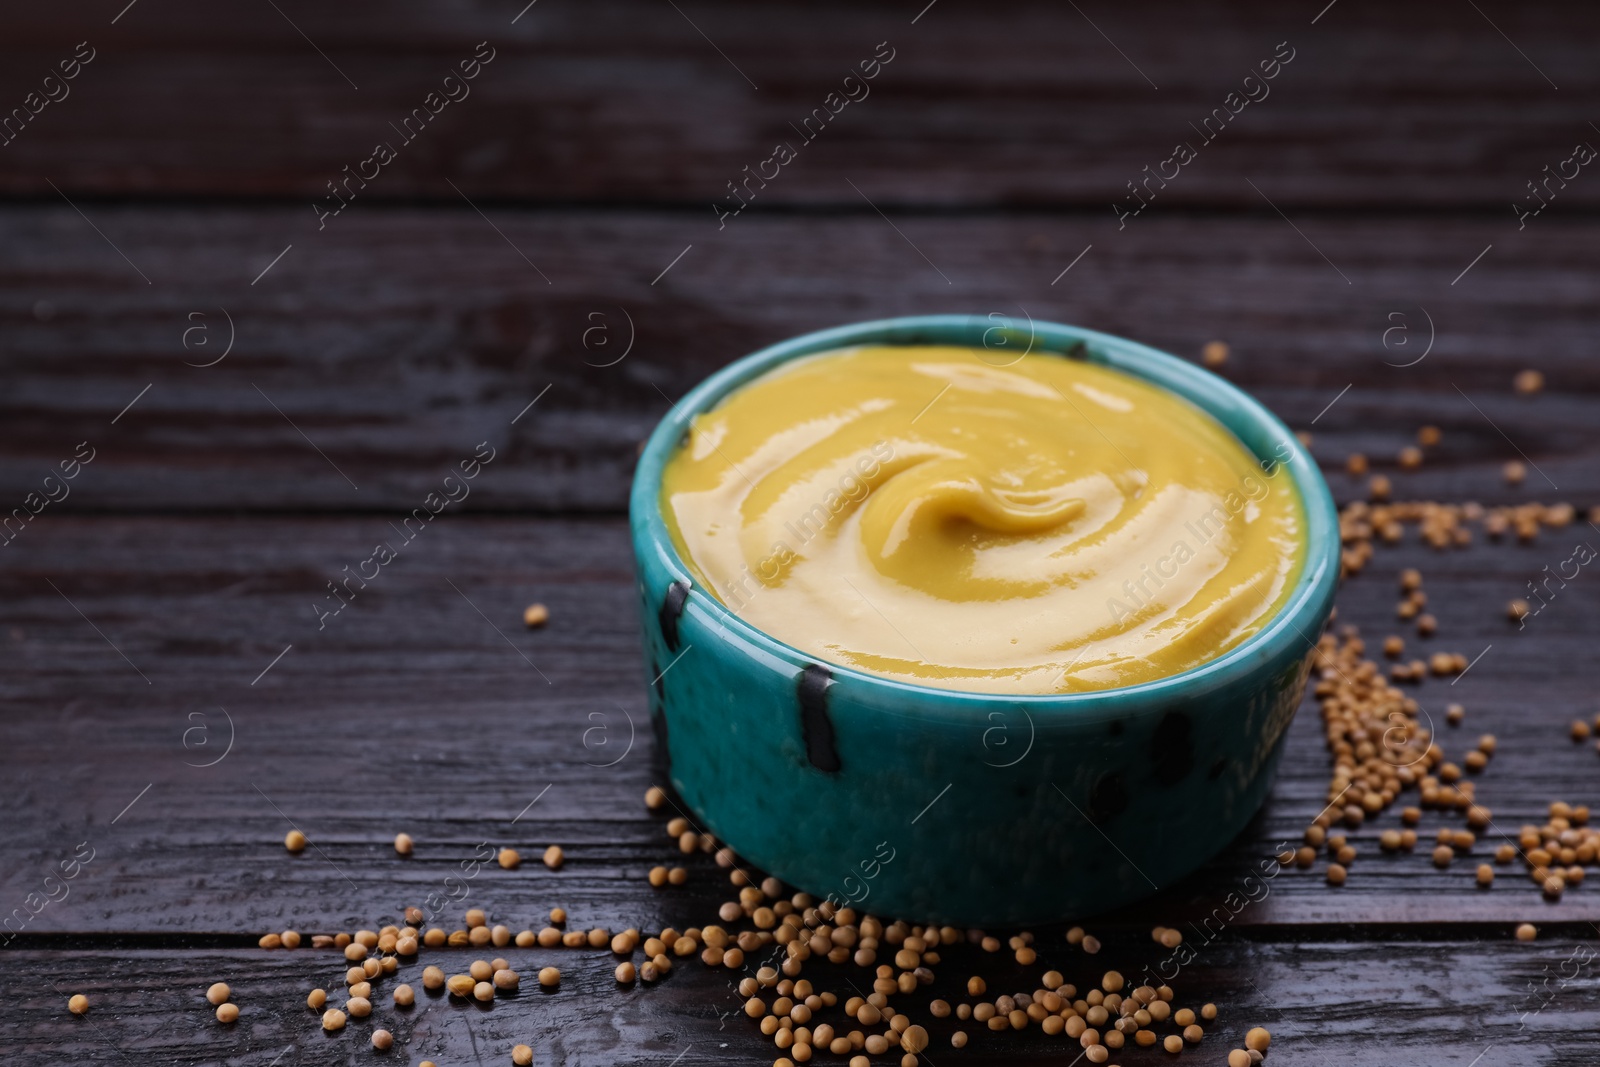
4, 2, 1599, 1063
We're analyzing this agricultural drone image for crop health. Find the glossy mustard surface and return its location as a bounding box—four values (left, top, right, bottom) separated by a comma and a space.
660, 345, 1304, 694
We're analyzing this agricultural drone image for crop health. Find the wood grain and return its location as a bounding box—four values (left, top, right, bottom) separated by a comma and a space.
2, 515, 1596, 935
1, 208, 1596, 514
2, 1, 1596, 209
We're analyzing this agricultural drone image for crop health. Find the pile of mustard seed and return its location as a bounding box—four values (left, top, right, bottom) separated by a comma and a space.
188, 803, 1280, 1066
1294, 492, 1600, 910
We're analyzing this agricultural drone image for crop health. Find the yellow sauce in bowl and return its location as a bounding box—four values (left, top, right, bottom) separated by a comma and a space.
660, 345, 1304, 694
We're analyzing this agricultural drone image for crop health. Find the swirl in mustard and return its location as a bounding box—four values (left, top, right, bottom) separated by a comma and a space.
661, 345, 1304, 694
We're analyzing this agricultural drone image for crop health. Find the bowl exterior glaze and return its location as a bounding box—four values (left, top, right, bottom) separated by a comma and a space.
630, 315, 1339, 925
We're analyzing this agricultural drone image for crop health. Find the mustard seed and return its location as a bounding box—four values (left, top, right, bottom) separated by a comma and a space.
346, 996, 372, 1018
1504, 461, 1526, 485
466, 908, 488, 928
1398, 446, 1422, 470
1245, 1026, 1271, 1051
645, 786, 666, 809
1418, 425, 1441, 446
307, 988, 327, 1010
1432, 845, 1453, 867
1230, 1051, 1252, 1067
284, 829, 306, 852
68, 994, 89, 1015
1082, 935, 1102, 954
523, 602, 550, 628
1477, 864, 1494, 886
497, 847, 520, 869
322, 1008, 347, 1031
1347, 453, 1368, 475
539, 967, 560, 988
1516, 923, 1537, 941
1326, 863, 1347, 886
544, 845, 565, 869
668, 867, 688, 885
393, 983, 415, 1007
1514, 369, 1544, 395
370, 1029, 393, 1051
393, 832, 413, 856
616, 962, 637, 983
513, 1045, 534, 1066
1164, 1034, 1184, 1053
205, 982, 231, 1005
1202, 341, 1229, 368
349, 982, 371, 1000
474, 981, 495, 1002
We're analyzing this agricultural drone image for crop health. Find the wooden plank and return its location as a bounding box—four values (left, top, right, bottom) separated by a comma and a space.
4, 931, 1599, 1065
1, 208, 1596, 513
2, 515, 1596, 933
0, 1, 1595, 207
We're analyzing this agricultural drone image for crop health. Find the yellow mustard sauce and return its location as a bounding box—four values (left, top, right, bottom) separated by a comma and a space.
660, 345, 1304, 694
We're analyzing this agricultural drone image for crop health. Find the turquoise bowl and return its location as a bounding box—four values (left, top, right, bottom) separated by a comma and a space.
629, 315, 1338, 925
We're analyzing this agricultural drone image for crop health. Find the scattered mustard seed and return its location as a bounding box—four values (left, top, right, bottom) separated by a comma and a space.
1513, 369, 1544, 395
1202, 341, 1229, 368
523, 603, 550, 628
1418, 425, 1441, 446
68, 994, 89, 1015
322, 1008, 347, 1032
1504, 461, 1526, 485
372, 1029, 394, 1051
539, 966, 561, 988
499, 848, 521, 869
513, 1045, 534, 1066
1398, 446, 1423, 470
1245, 1026, 1271, 1052
215, 1003, 239, 1024
394, 832, 413, 856
284, 829, 306, 852
544, 845, 565, 869
1516, 923, 1538, 941
644, 786, 666, 810
205, 982, 231, 1006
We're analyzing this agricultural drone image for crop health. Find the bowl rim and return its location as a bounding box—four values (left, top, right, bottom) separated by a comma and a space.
630, 313, 1341, 707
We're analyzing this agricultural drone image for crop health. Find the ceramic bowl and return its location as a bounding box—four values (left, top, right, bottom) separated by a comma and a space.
629, 315, 1338, 924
